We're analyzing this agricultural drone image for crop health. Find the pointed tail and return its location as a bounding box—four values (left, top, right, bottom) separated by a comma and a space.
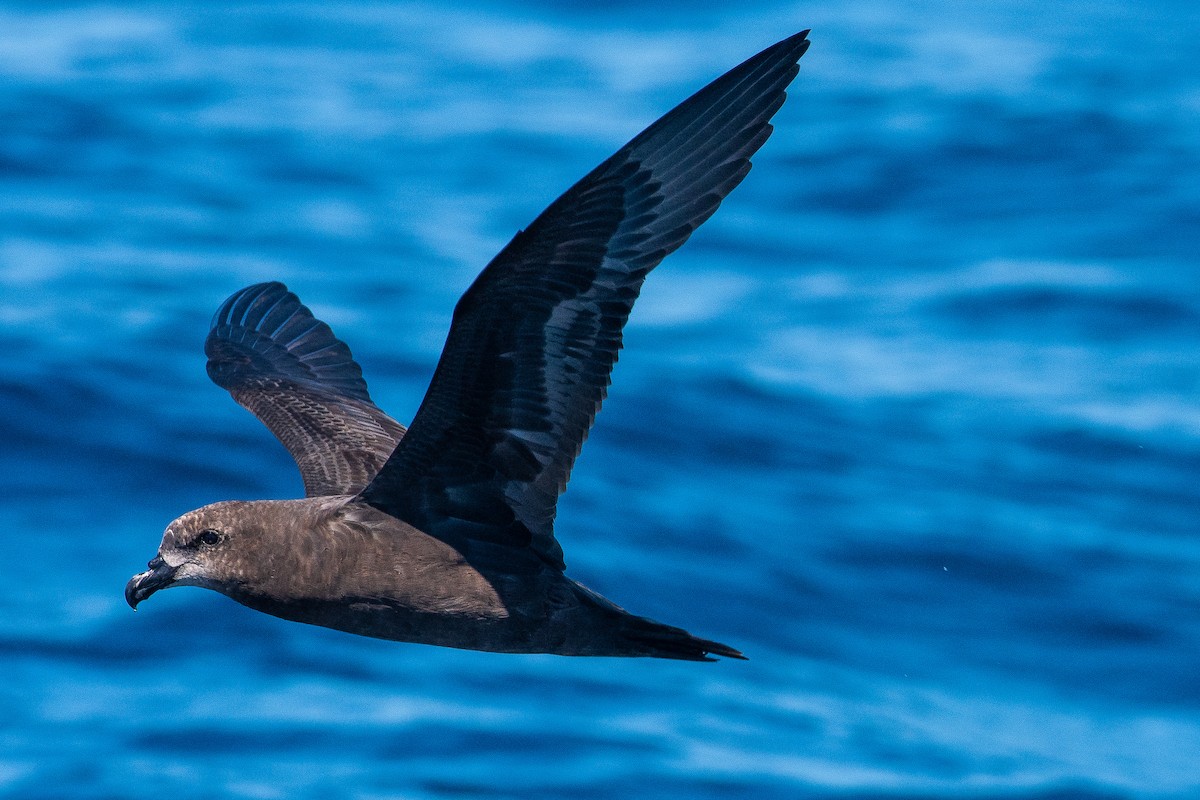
619, 614, 747, 662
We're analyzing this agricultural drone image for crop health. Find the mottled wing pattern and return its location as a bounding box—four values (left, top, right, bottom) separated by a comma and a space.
206, 282, 407, 497
360, 31, 811, 569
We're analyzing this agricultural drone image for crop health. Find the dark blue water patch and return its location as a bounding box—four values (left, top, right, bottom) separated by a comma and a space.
1025, 608, 1166, 647
845, 720, 989, 779
0, 91, 136, 178
7, 593, 291, 665
0, 348, 301, 500
937, 105, 1142, 180
376, 723, 665, 761
251, 650, 389, 685
41, 404, 283, 506
0, 377, 55, 451
0, 631, 172, 669
412, 774, 802, 800
780, 143, 910, 218
4, 773, 130, 800
130, 724, 384, 755
499, 0, 748, 19
0, 604, 286, 672
809, 531, 1200, 707
821, 789, 1132, 800
1010, 426, 1200, 540
927, 286, 1200, 342
0, 373, 182, 500
254, 148, 381, 191
779, 98, 1199, 262
244, 624, 449, 684
593, 373, 861, 476
457, 132, 598, 211
454, 665, 662, 703
408, 778, 1137, 800
1026, 426, 1200, 472
822, 536, 1064, 599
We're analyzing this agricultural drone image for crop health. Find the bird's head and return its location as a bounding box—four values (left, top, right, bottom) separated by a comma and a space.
125, 501, 264, 609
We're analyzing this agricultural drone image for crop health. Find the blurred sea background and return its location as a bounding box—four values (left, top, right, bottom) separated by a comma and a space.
2, 1, 1199, 798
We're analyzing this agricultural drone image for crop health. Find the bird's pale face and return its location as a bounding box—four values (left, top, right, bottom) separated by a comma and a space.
125, 502, 259, 609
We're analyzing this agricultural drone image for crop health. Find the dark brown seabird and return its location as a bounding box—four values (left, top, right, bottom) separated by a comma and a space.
126, 31, 811, 661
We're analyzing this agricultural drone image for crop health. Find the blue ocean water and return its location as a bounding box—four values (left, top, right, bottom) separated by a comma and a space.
2, 1, 1199, 797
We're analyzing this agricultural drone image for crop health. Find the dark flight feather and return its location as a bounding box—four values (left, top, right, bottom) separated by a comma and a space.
358, 31, 811, 570
205, 281, 407, 497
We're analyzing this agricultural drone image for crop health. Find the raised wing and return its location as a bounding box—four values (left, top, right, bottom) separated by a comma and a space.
360, 31, 811, 569
206, 281, 406, 497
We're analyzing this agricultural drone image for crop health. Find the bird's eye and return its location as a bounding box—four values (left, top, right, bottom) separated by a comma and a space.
198, 529, 221, 547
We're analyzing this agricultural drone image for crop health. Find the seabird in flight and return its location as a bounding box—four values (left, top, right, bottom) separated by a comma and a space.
126, 30, 811, 660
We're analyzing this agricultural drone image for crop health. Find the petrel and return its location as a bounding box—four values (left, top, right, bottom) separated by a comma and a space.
126, 31, 810, 660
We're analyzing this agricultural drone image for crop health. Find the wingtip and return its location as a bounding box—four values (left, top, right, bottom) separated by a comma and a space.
775, 29, 811, 46
777, 29, 812, 60
788, 29, 812, 56
712, 29, 811, 77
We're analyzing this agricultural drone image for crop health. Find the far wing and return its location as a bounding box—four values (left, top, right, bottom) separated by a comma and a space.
206, 281, 406, 497
359, 31, 811, 569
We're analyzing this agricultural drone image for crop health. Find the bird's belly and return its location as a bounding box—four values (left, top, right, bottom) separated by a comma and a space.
227, 572, 628, 656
